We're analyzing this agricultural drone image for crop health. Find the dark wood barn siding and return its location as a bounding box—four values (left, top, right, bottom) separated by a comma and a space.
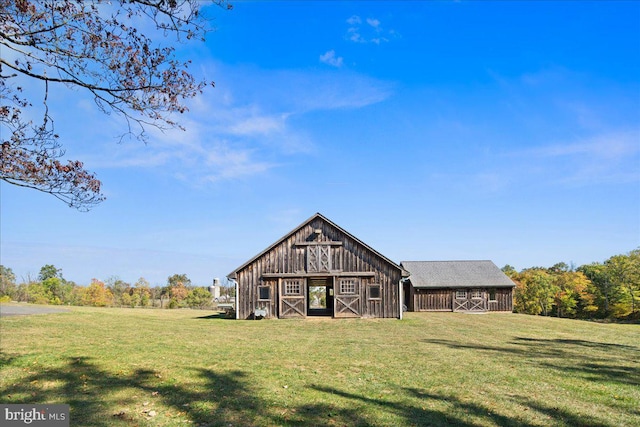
255, 278, 277, 318
362, 277, 382, 318
234, 216, 401, 319
487, 288, 513, 312
413, 289, 452, 311
412, 288, 513, 312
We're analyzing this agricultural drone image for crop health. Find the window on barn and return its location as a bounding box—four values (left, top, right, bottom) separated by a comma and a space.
471, 289, 482, 299
259, 286, 271, 300
455, 290, 467, 299
489, 289, 497, 301
339, 279, 357, 295
307, 245, 331, 272
369, 285, 381, 300
284, 279, 302, 296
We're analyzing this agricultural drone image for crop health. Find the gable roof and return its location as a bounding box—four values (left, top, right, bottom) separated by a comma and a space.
228, 213, 408, 279
400, 260, 515, 289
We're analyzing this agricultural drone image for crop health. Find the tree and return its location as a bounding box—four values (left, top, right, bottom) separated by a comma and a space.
605, 250, 640, 316
551, 271, 592, 318
38, 264, 63, 281
41, 277, 64, 304
626, 249, 640, 314
26, 280, 50, 304
548, 262, 571, 274
513, 269, 557, 316
106, 277, 131, 307
133, 277, 151, 307
169, 283, 189, 306
0, 265, 17, 298
158, 286, 171, 308
168, 273, 191, 289
513, 262, 599, 319
82, 279, 113, 307
1, 0, 230, 210
501, 264, 517, 278
14, 282, 31, 303
579, 263, 616, 317
32, 264, 72, 304
185, 287, 212, 309
579, 256, 638, 319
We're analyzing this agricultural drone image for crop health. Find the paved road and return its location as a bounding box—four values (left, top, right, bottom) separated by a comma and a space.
0, 304, 70, 317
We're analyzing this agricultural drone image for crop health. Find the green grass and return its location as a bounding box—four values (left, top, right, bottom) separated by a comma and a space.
1, 305, 639, 427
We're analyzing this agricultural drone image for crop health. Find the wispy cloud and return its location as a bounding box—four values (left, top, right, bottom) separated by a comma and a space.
220, 66, 395, 112
510, 130, 640, 186
346, 15, 361, 26
430, 171, 510, 195
366, 18, 380, 29
428, 129, 639, 195
77, 62, 394, 185
227, 112, 289, 136
481, 66, 640, 186
522, 131, 638, 159
200, 145, 276, 183
346, 15, 396, 44
319, 50, 344, 68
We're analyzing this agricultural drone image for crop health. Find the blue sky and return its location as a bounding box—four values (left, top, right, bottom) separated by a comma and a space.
1, 1, 639, 286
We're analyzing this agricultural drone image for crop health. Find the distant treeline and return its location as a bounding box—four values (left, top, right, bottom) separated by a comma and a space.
1, 249, 638, 320
504, 249, 639, 321
0, 267, 235, 310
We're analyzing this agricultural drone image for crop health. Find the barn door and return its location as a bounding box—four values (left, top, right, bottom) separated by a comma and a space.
279, 278, 306, 318
307, 277, 333, 317
453, 289, 486, 312
334, 278, 361, 318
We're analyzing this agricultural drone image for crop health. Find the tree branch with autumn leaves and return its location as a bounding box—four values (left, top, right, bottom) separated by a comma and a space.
0, 0, 231, 210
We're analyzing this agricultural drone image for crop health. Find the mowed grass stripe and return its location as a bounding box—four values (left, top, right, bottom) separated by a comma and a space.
1, 306, 638, 427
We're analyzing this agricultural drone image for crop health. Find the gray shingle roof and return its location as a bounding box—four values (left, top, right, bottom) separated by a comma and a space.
400, 260, 515, 289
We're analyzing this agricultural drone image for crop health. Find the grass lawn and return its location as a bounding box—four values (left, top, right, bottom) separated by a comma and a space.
1, 305, 639, 427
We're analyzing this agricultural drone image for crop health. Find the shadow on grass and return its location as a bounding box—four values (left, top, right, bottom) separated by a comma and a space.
422, 337, 640, 387
0, 354, 513, 427
0, 355, 262, 427
513, 337, 639, 351
311, 384, 532, 427
0, 356, 370, 426
0, 352, 22, 369
0, 353, 629, 427
511, 396, 612, 427
194, 313, 231, 320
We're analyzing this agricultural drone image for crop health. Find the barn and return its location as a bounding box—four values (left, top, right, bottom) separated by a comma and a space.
227, 213, 408, 319
400, 260, 515, 313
